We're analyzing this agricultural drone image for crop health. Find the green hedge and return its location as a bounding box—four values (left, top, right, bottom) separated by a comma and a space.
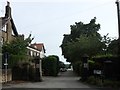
86, 76, 120, 88
92, 55, 120, 80
42, 55, 59, 76
2, 54, 31, 69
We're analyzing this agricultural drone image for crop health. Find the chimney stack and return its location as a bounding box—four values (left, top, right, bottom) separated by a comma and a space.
5, 1, 12, 43
5, 1, 11, 18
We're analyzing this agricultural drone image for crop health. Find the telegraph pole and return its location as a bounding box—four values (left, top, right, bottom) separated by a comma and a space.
116, 0, 120, 56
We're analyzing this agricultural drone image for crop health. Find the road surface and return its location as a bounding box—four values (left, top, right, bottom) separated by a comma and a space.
2, 70, 106, 90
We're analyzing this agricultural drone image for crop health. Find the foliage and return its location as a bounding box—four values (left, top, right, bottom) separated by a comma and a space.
59, 61, 66, 68
86, 76, 97, 85
70, 17, 101, 41
86, 76, 120, 88
2, 34, 34, 67
2, 34, 33, 55
107, 39, 119, 55
7, 55, 31, 68
101, 33, 112, 54
42, 55, 59, 76
60, 17, 119, 82
103, 79, 120, 88
72, 61, 82, 76
61, 17, 104, 63
92, 56, 120, 80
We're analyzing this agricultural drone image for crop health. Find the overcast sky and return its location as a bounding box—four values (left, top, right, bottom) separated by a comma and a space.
0, 0, 119, 64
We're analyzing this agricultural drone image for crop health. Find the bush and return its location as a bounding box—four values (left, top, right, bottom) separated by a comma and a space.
103, 79, 120, 88
92, 55, 120, 80
2, 54, 30, 69
86, 76, 96, 85
42, 55, 59, 76
86, 76, 120, 88
86, 76, 103, 86
72, 61, 82, 76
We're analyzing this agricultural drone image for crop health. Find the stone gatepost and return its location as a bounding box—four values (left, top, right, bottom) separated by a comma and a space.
81, 54, 89, 81
34, 56, 42, 82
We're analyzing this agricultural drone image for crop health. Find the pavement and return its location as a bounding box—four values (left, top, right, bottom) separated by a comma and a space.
2, 70, 113, 90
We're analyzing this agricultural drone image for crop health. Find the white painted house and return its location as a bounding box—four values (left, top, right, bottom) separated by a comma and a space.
27, 43, 46, 59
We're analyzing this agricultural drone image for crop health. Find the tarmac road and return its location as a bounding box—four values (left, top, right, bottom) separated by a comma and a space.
2, 70, 115, 90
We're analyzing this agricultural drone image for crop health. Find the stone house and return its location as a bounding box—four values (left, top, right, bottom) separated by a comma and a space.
0, 2, 45, 82
0, 1, 19, 83
0, 2, 19, 45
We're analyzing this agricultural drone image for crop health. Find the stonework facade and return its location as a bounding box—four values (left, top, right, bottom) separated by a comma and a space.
0, 1, 18, 44
0, 2, 46, 83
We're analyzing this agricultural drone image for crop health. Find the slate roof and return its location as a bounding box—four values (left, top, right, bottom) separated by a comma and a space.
0, 1, 18, 37
0, 17, 10, 28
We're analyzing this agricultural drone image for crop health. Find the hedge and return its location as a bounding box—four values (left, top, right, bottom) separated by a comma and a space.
91, 56, 120, 80
42, 55, 59, 76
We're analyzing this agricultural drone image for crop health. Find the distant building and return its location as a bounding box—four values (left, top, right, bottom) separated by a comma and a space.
27, 43, 46, 81
27, 43, 46, 58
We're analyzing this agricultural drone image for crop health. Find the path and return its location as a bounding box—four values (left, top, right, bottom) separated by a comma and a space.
2, 70, 100, 90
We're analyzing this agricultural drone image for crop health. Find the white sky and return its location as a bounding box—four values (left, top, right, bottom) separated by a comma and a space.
0, 0, 119, 64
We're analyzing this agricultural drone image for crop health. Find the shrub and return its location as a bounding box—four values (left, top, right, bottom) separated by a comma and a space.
86, 76, 96, 85
92, 55, 120, 80
42, 55, 59, 76
103, 79, 120, 88
86, 76, 120, 88
72, 61, 82, 76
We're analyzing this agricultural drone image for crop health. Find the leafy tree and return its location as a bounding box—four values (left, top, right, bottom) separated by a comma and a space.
107, 39, 118, 55
2, 34, 34, 67
62, 35, 103, 62
70, 17, 101, 41
101, 33, 112, 54
61, 17, 104, 63
2, 34, 33, 55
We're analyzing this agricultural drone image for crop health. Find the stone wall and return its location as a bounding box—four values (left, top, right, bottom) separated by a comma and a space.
0, 69, 12, 83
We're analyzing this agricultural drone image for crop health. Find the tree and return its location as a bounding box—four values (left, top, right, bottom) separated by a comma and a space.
70, 17, 101, 41
62, 35, 103, 62
60, 17, 104, 63
107, 39, 118, 55
2, 34, 34, 67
